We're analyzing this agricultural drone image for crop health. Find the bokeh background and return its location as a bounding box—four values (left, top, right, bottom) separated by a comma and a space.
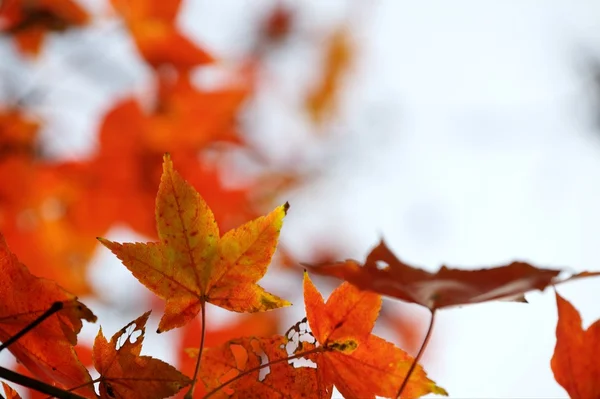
1, 0, 600, 397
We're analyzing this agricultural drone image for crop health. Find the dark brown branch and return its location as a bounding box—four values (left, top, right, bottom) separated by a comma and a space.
0, 366, 88, 399
0, 302, 63, 353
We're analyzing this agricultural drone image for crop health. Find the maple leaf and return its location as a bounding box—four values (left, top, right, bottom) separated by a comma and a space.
198, 334, 331, 399
307, 240, 562, 311
2, 382, 22, 399
551, 292, 600, 399
110, 0, 212, 70
0, 0, 89, 55
93, 311, 191, 399
98, 153, 290, 332
0, 233, 97, 398
303, 272, 446, 399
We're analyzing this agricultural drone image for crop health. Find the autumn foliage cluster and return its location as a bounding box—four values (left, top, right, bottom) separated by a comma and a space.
0, 1, 599, 398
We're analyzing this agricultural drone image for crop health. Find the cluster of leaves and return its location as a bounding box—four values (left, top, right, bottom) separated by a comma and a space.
1, 152, 599, 398
0, 1, 599, 398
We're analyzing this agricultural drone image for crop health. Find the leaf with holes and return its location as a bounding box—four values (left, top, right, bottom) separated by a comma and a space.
551, 292, 600, 399
93, 311, 191, 399
178, 312, 280, 398
307, 240, 563, 311
98, 153, 290, 333
303, 272, 447, 399
0, 233, 97, 398
197, 334, 331, 399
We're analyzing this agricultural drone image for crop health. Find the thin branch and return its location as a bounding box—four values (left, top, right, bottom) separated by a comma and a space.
0, 302, 63, 352
0, 366, 87, 399
396, 310, 436, 398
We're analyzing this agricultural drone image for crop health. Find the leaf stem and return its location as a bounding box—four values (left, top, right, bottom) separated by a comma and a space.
0, 302, 63, 352
395, 310, 436, 399
203, 346, 324, 399
0, 365, 87, 399
185, 300, 207, 399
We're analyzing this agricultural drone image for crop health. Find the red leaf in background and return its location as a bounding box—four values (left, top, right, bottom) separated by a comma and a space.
0, 108, 39, 207
0, 0, 88, 55
0, 107, 99, 295
146, 72, 248, 153
379, 305, 426, 356
260, 3, 294, 45
1, 163, 101, 295
551, 292, 600, 399
307, 240, 563, 311
110, 0, 212, 70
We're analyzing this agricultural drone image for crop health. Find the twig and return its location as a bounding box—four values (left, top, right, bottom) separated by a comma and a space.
396, 310, 436, 398
185, 300, 207, 399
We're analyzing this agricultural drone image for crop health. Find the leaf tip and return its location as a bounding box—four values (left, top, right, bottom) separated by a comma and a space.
162, 152, 173, 172
433, 384, 449, 396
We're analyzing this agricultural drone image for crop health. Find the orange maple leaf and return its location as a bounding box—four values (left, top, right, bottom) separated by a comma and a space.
0, 0, 89, 55
98, 153, 290, 333
0, 233, 97, 398
303, 272, 446, 399
93, 311, 191, 399
551, 292, 600, 399
198, 334, 331, 399
307, 240, 563, 311
110, 0, 212, 70
1, 162, 100, 295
